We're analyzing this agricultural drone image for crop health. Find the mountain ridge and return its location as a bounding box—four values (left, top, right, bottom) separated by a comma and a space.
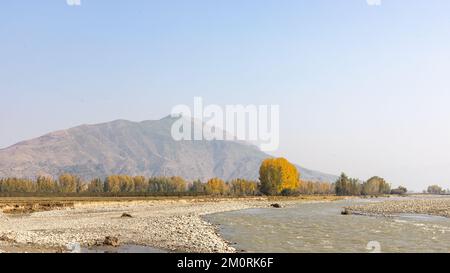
0, 117, 338, 182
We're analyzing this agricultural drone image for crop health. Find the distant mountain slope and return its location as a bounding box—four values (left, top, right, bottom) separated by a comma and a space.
0, 116, 337, 182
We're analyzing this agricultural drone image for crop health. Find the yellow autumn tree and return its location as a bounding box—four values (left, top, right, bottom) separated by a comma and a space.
259, 157, 300, 195
205, 178, 228, 196
169, 176, 187, 193
58, 173, 79, 193
133, 176, 148, 193
104, 175, 121, 193
118, 175, 135, 192
36, 176, 57, 193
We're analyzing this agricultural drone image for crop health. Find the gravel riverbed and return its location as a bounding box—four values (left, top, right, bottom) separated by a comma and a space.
345, 196, 450, 218
0, 197, 323, 253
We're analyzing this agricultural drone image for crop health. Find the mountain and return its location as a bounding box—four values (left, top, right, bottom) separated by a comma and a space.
0, 116, 337, 182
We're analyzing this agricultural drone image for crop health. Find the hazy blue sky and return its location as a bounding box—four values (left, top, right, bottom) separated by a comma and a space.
1, 0, 450, 191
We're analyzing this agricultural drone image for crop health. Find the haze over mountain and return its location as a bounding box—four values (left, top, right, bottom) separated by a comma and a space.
0, 116, 337, 182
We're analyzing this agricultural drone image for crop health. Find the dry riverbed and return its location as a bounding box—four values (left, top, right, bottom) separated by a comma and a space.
0, 196, 341, 253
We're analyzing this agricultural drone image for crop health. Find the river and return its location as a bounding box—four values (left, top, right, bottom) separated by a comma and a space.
205, 199, 450, 253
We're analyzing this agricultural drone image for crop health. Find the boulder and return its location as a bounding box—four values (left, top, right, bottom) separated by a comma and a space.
121, 213, 133, 218
341, 209, 352, 215
103, 236, 120, 247
270, 203, 282, 208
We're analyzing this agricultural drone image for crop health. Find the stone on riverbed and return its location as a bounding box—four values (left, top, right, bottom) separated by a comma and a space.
0, 234, 16, 243
121, 213, 133, 218
341, 209, 352, 215
103, 236, 120, 247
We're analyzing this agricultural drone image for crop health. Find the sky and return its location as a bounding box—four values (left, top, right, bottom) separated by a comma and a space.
1, 0, 450, 191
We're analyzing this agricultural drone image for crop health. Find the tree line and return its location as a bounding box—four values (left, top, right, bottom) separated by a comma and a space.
426, 185, 450, 195
257, 158, 393, 196
0, 158, 336, 197
334, 173, 394, 196
4, 157, 440, 197
0, 174, 334, 197
334, 173, 450, 196
0, 175, 260, 197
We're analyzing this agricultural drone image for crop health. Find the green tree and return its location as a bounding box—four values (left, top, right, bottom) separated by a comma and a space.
189, 180, 206, 194
391, 186, 408, 195
427, 185, 444, 195
230, 179, 258, 196
335, 173, 362, 196
148, 177, 166, 193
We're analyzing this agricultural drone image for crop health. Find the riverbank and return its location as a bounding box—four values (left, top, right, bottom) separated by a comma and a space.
0, 195, 342, 253
344, 196, 450, 218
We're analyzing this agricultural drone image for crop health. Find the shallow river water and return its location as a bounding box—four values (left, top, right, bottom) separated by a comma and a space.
205, 199, 450, 253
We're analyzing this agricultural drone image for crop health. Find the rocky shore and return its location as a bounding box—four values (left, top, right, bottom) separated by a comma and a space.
344, 196, 450, 218
0, 196, 340, 253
